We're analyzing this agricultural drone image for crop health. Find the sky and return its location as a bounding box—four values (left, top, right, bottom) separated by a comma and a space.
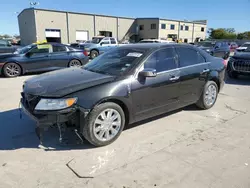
0, 0, 250, 35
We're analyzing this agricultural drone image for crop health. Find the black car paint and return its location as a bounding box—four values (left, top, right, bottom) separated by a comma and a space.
21, 43, 225, 137
0, 43, 89, 75
227, 50, 250, 76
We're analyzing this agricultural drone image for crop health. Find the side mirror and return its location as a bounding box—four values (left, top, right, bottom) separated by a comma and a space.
139, 68, 157, 77
100, 42, 104, 46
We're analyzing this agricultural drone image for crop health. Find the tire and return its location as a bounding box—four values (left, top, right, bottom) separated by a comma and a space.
68, 59, 82, 67
82, 102, 125, 147
90, 50, 99, 59
196, 81, 218, 110
3, 63, 22, 78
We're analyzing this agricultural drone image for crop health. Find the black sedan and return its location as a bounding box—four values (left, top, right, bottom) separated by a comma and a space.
0, 43, 89, 77
21, 43, 226, 147
227, 42, 250, 79
0, 39, 19, 54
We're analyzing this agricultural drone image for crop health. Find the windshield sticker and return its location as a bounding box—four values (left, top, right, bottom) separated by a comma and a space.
127, 52, 143, 57
37, 44, 52, 49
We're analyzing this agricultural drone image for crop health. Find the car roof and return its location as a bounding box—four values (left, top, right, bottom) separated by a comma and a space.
119, 43, 192, 49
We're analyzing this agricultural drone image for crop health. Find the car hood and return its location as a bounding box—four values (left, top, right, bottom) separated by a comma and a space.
0, 53, 20, 59
233, 52, 250, 60
23, 67, 115, 97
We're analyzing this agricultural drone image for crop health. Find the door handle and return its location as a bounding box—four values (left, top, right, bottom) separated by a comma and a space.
202, 69, 210, 73
169, 76, 180, 81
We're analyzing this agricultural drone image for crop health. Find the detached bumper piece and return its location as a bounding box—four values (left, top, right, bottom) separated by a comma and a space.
20, 93, 88, 146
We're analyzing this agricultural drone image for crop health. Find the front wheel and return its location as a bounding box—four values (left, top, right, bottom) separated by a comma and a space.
82, 102, 125, 147
196, 81, 218, 110
3, 63, 22, 78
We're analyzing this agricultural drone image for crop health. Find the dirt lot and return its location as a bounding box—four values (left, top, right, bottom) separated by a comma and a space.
0, 74, 250, 188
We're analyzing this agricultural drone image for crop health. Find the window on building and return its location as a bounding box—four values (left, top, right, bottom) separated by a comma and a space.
144, 48, 177, 72
139, 25, 144, 30
184, 39, 188, 43
201, 27, 205, 32
180, 25, 183, 30
52, 45, 67, 52
176, 47, 205, 67
161, 24, 166, 29
151, 24, 156, 29
170, 24, 175, 30
110, 38, 116, 44
185, 26, 189, 31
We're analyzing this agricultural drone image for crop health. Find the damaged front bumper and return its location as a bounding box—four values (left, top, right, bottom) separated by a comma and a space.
20, 97, 89, 145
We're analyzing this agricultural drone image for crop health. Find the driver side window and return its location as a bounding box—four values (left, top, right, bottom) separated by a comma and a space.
29, 46, 49, 54
144, 48, 177, 72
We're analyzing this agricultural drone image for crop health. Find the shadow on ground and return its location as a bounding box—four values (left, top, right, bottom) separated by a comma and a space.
0, 107, 185, 151
225, 75, 250, 86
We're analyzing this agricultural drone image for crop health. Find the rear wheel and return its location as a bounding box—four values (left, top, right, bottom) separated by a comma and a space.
196, 81, 218, 110
82, 102, 125, 147
68, 59, 82, 67
90, 50, 99, 59
3, 63, 21, 78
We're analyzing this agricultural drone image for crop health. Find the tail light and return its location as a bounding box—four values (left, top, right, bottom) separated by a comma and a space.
83, 50, 88, 56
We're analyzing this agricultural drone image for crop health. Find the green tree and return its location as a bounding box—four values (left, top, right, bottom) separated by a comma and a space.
237, 31, 250, 39
209, 28, 237, 39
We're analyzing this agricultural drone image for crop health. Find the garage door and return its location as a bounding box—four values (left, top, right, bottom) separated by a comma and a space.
45, 29, 61, 38
76, 31, 88, 41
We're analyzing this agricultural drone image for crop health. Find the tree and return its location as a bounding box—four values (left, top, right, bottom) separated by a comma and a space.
208, 28, 237, 39
237, 31, 250, 39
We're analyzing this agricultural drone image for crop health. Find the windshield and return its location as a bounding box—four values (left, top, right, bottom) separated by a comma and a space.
238, 44, 250, 52
197, 42, 215, 47
83, 48, 147, 76
14, 44, 35, 54
91, 37, 104, 44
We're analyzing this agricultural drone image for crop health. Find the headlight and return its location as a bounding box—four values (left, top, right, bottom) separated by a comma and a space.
35, 97, 77, 110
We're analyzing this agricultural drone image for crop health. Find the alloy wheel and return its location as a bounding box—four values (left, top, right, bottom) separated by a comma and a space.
204, 84, 217, 106
69, 60, 81, 67
93, 108, 122, 142
5, 63, 20, 77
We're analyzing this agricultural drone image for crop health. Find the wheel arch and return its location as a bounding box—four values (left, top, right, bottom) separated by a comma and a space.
208, 71, 221, 91
90, 48, 99, 53
94, 97, 130, 126
68, 58, 82, 67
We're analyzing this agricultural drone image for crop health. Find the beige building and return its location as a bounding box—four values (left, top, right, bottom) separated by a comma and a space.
18, 8, 207, 45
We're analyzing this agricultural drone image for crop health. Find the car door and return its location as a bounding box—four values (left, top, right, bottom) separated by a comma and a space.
49, 44, 70, 69
23, 44, 52, 72
175, 46, 209, 106
213, 42, 226, 58
131, 47, 181, 122
99, 38, 111, 54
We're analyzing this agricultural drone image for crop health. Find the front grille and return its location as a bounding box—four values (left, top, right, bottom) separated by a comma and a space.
233, 60, 250, 72
21, 92, 40, 111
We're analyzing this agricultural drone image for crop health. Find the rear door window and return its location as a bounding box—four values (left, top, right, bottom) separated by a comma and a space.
144, 48, 177, 72
176, 47, 205, 67
110, 38, 116, 44
52, 45, 67, 52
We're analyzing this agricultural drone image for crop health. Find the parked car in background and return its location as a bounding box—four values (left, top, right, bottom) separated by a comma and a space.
70, 40, 92, 49
84, 37, 119, 59
138, 39, 175, 43
196, 41, 230, 59
0, 42, 89, 77
0, 39, 19, 54
228, 42, 238, 52
227, 42, 250, 79
21, 43, 226, 147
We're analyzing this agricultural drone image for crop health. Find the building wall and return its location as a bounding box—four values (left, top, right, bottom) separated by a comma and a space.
18, 9, 37, 45
159, 20, 179, 39
137, 19, 159, 39
178, 22, 194, 42
95, 16, 117, 38
68, 13, 94, 43
193, 23, 207, 41
34, 10, 68, 44
117, 18, 135, 41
